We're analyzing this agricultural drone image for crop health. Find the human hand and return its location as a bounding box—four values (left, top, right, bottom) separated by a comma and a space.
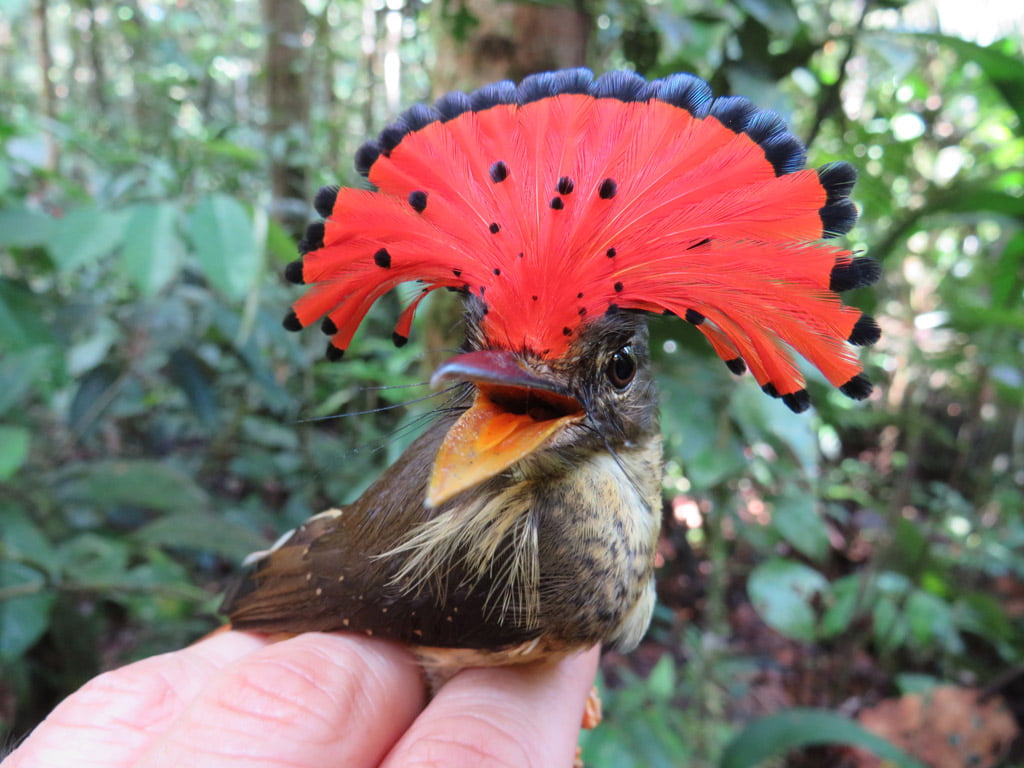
4, 630, 599, 768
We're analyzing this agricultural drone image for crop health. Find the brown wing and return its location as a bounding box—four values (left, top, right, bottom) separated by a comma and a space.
220, 414, 544, 649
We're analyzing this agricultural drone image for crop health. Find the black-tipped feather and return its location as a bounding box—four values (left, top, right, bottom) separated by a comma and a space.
848, 314, 881, 346
725, 358, 747, 375
782, 389, 811, 413
470, 80, 518, 111
840, 374, 873, 400
830, 257, 881, 292
591, 70, 649, 101
314, 185, 340, 218
284, 260, 305, 285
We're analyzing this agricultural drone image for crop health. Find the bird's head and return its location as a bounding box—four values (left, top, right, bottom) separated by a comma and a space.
427, 303, 658, 506
281, 69, 881, 508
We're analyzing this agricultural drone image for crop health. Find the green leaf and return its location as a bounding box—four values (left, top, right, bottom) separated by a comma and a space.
730, 382, 818, 477
47, 205, 129, 272
0, 347, 52, 415
135, 509, 269, 562
939, 188, 1024, 218
905, 590, 961, 654
747, 558, 827, 641
121, 202, 183, 296
872, 594, 909, 652
645, 653, 677, 701
0, 424, 30, 479
58, 533, 130, 585
991, 230, 1024, 309
0, 507, 58, 577
770, 492, 830, 562
167, 348, 219, 427
0, 279, 59, 352
0, 205, 55, 249
820, 573, 866, 638
68, 363, 121, 438
187, 194, 260, 301
735, 0, 799, 40
911, 33, 1024, 125
56, 460, 209, 513
0, 561, 55, 663
720, 708, 927, 768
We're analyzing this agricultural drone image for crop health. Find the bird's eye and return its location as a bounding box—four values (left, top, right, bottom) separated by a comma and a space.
607, 346, 637, 390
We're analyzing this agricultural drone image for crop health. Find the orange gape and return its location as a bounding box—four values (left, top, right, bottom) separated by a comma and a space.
284, 69, 880, 412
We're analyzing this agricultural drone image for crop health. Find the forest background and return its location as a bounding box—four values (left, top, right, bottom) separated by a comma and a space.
1, 0, 1022, 765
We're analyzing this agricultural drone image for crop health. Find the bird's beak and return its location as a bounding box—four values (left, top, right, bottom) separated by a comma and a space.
426, 350, 584, 507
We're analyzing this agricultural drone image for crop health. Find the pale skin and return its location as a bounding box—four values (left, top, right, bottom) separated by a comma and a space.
4, 631, 599, 768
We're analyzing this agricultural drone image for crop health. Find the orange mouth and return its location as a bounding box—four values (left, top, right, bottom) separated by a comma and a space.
426, 353, 583, 507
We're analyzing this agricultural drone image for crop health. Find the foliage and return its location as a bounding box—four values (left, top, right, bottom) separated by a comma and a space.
1, 0, 1023, 764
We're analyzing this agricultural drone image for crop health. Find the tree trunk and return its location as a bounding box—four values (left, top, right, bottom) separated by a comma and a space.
432, 0, 591, 94
34, 0, 58, 170
262, 0, 312, 237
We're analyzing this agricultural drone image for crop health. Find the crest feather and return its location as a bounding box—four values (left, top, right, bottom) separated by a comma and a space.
285, 69, 880, 410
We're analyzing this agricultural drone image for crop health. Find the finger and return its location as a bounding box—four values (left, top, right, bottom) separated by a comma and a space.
381, 645, 600, 768
135, 632, 426, 768
4, 630, 271, 768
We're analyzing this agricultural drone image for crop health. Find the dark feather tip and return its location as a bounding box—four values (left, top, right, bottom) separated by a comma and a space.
373, 248, 392, 268
392, 332, 408, 348
408, 190, 427, 213
849, 314, 881, 346
829, 257, 881, 292
284, 260, 305, 284
557, 176, 575, 195
354, 141, 381, 176
313, 185, 340, 218
762, 382, 780, 398
400, 103, 442, 133
325, 343, 345, 362
298, 230, 323, 256
599, 178, 618, 199
725, 357, 747, 375
817, 163, 859, 238
378, 121, 413, 153
518, 69, 593, 103
591, 70, 648, 102
649, 72, 713, 117
303, 220, 325, 245
434, 90, 474, 122
818, 161, 858, 202
782, 389, 811, 413
321, 316, 338, 335
684, 309, 705, 325
709, 96, 759, 133
470, 80, 518, 111
840, 374, 873, 400
758, 131, 807, 176
821, 199, 859, 238
550, 196, 564, 210
282, 310, 302, 332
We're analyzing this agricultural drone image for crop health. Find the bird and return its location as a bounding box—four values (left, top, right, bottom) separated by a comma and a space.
221, 67, 880, 683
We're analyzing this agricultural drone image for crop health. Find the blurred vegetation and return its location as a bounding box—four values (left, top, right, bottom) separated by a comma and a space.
1, 0, 1022, 765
